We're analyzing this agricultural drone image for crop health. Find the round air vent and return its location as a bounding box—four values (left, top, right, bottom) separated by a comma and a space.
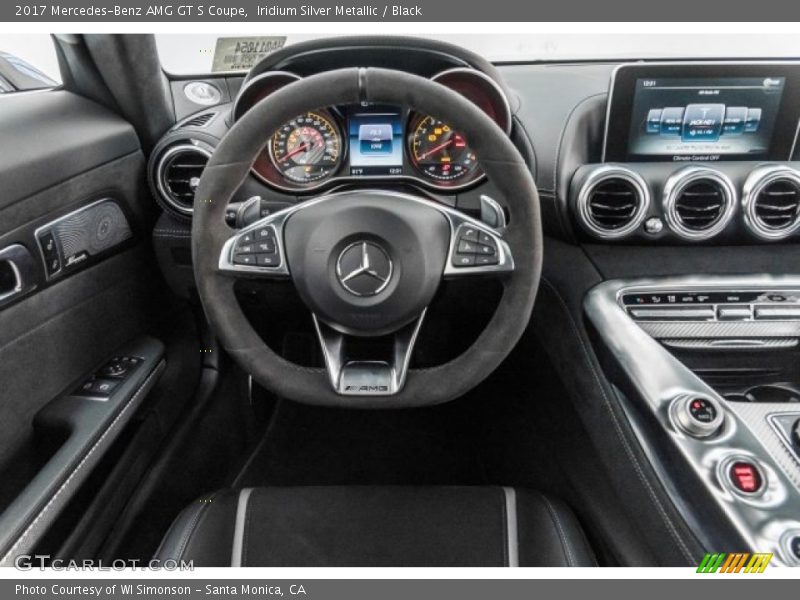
154, 143, 212, 218
576, 167, 650, 238
743, 166, 800, 240
663, 167, 736, 240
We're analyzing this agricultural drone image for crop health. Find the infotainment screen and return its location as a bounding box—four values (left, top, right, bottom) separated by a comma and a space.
603, 64, 800, 162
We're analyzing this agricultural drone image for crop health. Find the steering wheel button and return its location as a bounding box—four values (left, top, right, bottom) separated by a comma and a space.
477, 243, 496, 255
476, 255, 499, 266
256, 254, 281, 267
453, 255, 475, 267
235, 244, 255, 254
478, 232, 495, 245
233, 254, 256, 266
240, 233, 255, 244
457, 240, 478, 254
460, 227, 479, 242
257, 227, 274, 239
256, 240, 276, 254
728, 460, 764, 494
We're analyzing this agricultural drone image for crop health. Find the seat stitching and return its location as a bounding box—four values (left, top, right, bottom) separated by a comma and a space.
540, 277, 695, 563
540, 493, 576, 567
177, 493, 217, 561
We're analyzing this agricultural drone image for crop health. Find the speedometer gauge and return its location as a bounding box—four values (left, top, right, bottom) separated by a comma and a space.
409, 116, 480, 182
269, 111, 342, 184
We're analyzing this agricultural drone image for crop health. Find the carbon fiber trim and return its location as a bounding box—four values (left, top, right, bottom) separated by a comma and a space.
661, 338, 799, 350
640, 321, 800, 339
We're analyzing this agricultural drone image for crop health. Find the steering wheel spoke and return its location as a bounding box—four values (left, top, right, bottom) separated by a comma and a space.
218, 216, 290, 278
443, 218, 514, 277
313, 311, 426, 396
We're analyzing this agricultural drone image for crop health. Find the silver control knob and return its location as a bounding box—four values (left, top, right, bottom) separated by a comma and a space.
669, 394, 724, 438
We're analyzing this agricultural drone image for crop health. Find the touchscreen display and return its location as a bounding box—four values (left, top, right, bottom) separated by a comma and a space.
627, 76, 786, 161
347, 106, 404, 176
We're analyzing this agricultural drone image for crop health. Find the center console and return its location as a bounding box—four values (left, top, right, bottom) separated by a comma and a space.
585, 275, 800, 567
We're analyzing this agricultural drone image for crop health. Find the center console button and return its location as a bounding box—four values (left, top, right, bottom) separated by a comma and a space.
717, 306, 751, 320
788, 534, 800, 563
754, 306, 800, 320
670, 394, 724, 438
726, 459, 764, 495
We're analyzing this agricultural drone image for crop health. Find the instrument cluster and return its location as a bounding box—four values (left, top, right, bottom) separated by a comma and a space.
232, 68, 511, 193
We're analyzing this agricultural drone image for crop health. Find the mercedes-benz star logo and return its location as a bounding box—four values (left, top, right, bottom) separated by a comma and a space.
336, 241, 393, 297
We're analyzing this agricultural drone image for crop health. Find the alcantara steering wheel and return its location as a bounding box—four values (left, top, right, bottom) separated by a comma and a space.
192, 67, 542, 408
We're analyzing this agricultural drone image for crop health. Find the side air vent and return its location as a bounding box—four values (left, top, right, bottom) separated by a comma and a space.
178, 111, 216, 129
743, 166, 800, 240
155, 143, 212, 218
663, 167, 735, 240
576, 167, 650, 238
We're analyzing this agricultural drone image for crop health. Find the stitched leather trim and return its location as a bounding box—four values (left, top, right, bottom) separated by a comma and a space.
176, 492, 218, 560
0, 362, 165, 565
540, 493, 576, 566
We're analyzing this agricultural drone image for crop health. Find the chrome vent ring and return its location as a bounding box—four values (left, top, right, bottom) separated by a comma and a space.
743, 166, 800, 240
663, 167, 736, 240
576, 166, 651, 238
154, 143, 212, 218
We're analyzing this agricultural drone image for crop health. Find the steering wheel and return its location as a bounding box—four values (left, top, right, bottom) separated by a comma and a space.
192, 67, 542, 409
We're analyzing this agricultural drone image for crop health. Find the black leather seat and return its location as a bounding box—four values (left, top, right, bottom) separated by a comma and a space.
155, 486, 596, 567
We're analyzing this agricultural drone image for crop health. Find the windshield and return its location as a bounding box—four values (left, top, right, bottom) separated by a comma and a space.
155, 33, 800, 75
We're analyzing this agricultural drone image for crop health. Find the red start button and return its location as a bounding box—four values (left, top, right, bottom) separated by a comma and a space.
728, 461, 764, 494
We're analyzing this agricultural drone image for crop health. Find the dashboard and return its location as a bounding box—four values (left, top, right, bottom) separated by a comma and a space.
230, 67, 510, 192
149, 44, 800, 250
145, 39, 800, 569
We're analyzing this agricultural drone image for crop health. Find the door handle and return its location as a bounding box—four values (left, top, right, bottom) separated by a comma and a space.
0, 244, 37, 308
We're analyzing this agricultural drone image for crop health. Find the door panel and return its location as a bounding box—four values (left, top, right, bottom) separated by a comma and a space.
0, 86, 164, 556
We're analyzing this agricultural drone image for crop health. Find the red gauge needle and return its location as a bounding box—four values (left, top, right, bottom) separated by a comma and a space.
283, 141, 311, 161
419, 138, 453, 160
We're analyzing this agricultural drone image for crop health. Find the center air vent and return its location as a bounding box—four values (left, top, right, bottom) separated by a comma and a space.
663, 168, 735, 240
743, 166, 800, 240
577, 167, 650, 238
154, 143, 212, 218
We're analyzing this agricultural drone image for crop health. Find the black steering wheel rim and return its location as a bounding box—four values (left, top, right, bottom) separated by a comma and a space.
192, 67, 542, 408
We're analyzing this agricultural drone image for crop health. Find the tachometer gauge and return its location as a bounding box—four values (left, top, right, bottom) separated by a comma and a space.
269, 111, 342, 184
409, 116, 480, 182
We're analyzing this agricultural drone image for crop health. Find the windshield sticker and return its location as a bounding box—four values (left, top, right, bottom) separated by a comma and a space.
211, 36, 287, 72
